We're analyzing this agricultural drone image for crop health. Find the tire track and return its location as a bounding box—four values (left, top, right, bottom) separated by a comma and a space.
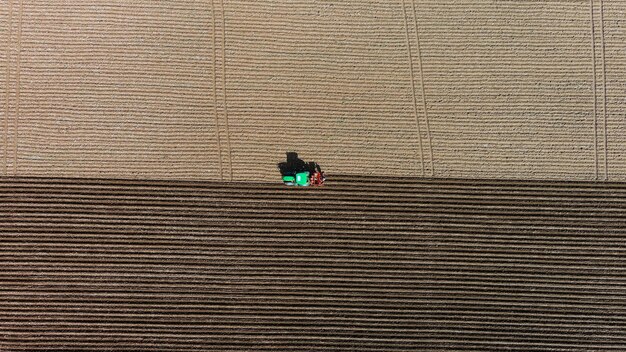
4, 0, 12, 176
411, 0, 434, 177
400, 0, 424, 177
590, 0, 599, 180
211, 0, 223, 181
599, 0, 608, 181
220, 0, 232, 182
13, 0, 22, 176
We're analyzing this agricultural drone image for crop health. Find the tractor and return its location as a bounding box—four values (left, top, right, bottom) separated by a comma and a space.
282, 169, 325, 187
278, 153, 326, 187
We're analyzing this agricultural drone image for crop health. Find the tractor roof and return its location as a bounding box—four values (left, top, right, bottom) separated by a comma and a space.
295, 172, 310, 186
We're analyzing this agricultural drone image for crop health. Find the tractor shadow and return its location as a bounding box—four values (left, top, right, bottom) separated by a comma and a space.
277, 152, 321, 176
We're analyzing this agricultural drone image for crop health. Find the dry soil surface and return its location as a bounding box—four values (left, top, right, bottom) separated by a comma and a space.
1, 1, 626, 181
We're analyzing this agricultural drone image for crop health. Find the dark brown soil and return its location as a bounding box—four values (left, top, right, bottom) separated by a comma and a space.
1, 176, 625, 351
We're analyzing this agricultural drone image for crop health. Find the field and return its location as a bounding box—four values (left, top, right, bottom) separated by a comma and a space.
2, 1, 626, 350
1, 0, 626, 181
2, 176, 625, 351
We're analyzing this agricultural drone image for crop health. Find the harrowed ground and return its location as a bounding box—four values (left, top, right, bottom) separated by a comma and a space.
2, 1, 626, 181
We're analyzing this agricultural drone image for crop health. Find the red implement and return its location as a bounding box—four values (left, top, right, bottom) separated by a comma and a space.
309, 171, 326, 186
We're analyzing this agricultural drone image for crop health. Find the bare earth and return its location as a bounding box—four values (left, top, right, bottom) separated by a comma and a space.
1, 1, 625, 181
1, 177, 626, 351
1, 2, 626, 350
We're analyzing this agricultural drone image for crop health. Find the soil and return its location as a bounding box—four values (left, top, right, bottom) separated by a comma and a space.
1, 176, 625, 351
1, 1, 625, 181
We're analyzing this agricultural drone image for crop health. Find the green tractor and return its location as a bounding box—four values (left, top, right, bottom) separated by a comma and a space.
282, 171, 313, 187
278, 152, 325, 187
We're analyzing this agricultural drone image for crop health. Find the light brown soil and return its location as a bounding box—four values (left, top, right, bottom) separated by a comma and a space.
1, 177, 626, 351
1, 1, 625, 181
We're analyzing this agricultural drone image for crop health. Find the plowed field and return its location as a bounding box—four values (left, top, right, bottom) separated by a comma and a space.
1, 177, 625, 351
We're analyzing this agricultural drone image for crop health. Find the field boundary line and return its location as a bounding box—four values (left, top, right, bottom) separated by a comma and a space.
221, 0, 232, 182
411, 1, 434, 177
599, 0, 608, 181
590, 0, 598, 180
401, 0, 424, 177
4, 0, 12, 176
211, 0, 223, 181
14, 0, 22, 175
